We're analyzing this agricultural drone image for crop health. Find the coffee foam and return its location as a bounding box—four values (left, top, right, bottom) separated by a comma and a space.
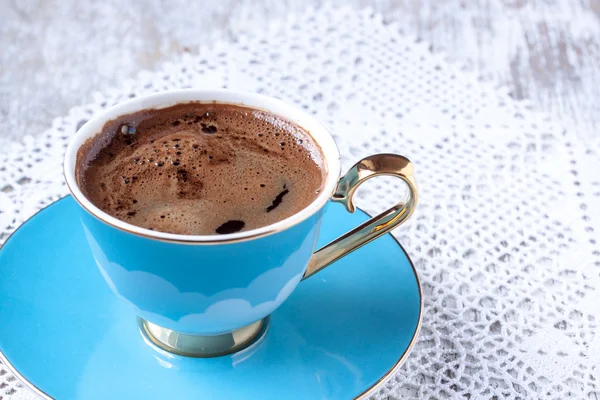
76, 103, 325, 235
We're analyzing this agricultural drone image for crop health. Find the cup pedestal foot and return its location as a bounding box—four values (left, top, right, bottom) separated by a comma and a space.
139, 317, 269, 358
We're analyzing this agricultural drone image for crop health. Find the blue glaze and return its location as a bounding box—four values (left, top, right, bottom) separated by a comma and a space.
80, 203, 321, 335
0, 197, 421, 400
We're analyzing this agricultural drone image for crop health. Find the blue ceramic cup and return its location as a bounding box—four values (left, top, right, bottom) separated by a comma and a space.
64, 90, 418, 357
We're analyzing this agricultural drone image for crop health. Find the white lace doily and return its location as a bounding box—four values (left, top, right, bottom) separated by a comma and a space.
2, 6, 599, 400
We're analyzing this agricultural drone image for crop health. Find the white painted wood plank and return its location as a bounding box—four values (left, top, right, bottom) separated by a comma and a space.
1, 0, 598, 142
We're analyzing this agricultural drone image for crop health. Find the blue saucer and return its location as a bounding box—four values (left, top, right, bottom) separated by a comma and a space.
0, 197, 421, 400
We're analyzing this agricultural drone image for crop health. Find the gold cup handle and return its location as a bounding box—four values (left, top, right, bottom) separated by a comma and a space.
303, 154, 418, 280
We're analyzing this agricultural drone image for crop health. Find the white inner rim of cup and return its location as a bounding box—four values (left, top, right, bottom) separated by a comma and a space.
64, 89, 341, 243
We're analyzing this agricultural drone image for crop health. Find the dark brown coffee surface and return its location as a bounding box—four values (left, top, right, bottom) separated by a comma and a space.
76, 102, 325, 235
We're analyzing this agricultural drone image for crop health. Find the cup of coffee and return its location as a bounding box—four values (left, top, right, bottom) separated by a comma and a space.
64, 89, 418, 357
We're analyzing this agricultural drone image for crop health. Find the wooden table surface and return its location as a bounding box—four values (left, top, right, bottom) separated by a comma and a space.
1, 0, 599, 143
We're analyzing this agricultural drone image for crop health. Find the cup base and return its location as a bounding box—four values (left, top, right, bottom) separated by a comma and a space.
138, 317, 269, 358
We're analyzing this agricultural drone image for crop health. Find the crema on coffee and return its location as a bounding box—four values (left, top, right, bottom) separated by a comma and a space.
76, 103, 325, 235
